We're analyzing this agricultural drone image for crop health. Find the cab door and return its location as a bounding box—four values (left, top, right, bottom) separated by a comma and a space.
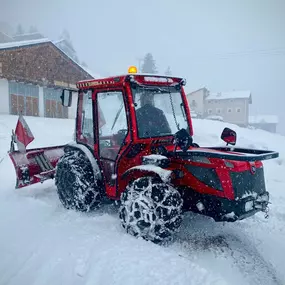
95, 89, 130, 190
76, 90, 95, 148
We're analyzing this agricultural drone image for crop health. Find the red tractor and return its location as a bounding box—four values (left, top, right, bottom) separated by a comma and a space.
9, 68, 279, 243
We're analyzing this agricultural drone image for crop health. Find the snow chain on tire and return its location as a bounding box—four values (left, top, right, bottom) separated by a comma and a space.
119, 176, 183, 243
55, 148, 102, 212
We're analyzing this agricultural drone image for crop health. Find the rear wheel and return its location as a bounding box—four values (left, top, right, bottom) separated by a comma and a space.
55, 148, 102, 212
119, 176, 183, 243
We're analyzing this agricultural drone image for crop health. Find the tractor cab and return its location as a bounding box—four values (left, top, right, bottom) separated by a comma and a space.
61, 67, 193, 196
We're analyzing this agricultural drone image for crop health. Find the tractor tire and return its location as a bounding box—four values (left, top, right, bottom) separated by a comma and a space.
55, 148, 102, 212
119, 176, 183, 243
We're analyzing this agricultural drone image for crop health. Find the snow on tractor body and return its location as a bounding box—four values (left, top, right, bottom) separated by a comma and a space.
9, 72, 279, 243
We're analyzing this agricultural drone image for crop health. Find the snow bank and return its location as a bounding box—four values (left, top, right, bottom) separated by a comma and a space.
0, 115, 284, 285
0, 115, 74, 160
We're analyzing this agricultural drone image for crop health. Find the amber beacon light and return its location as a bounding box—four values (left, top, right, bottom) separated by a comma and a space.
128, 66, 138, 74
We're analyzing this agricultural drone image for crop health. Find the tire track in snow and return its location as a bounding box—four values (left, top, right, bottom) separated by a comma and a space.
175, 231, 283, 285
173, 213, 284, 285
214, 234, 282, 285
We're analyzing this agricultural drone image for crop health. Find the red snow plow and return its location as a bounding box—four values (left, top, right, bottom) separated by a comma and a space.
9, 145, 65, 188
9, 66, 279, 243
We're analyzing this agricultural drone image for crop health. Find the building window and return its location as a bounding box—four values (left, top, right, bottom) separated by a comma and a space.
227, 108, 232, 113
236, 108, 241, 112
208, 109, 212, 114
44, 88, 68, 118
216, 108, 222, 114
9, 81, 39, 116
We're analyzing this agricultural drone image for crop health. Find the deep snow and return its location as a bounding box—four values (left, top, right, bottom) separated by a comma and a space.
0, 114, 284, 285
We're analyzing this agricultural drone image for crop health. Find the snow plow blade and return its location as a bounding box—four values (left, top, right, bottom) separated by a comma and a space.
9, 145, 65, 189
173, 146, 279, 162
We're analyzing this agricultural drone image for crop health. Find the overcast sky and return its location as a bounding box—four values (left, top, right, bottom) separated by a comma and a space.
1, 0, 285, 132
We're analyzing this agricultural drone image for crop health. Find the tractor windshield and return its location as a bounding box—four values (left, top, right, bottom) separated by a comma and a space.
132, 86, 189, 138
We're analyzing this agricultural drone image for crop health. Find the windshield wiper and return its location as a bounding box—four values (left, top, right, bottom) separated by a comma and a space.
111, 102, 123, 130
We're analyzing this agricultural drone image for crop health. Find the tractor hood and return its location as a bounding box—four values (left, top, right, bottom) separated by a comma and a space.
169, 146, 279, 162
163, 128, 279, 162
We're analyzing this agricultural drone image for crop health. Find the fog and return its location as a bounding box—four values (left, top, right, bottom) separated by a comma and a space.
1, 0, 285, 133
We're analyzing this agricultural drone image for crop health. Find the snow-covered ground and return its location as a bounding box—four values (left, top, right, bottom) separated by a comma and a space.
0, 114, 284, 285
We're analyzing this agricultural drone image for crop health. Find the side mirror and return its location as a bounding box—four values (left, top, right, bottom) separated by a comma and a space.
221, 127, 237, 146
61, 89, 72, 107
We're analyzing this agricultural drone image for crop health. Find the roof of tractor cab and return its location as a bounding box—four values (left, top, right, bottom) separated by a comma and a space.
76, 74, 185, 89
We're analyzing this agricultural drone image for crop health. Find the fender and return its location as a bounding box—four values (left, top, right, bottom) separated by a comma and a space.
122, 164, 172, 184
65, 142, 102, 181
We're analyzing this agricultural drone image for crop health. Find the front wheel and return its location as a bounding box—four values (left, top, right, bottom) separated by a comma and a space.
119, 176, 183, 243
55, 148, 102, 212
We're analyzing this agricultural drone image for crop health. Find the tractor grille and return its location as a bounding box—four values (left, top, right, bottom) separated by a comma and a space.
230, 167, 266, 198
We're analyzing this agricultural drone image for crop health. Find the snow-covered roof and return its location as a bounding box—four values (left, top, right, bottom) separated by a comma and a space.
249, 115, 278, 124
78, 66, 101, 79
52, 39, 64, 45
207, 90, 251, 100
0, 38, 101, 79
53, 38, 76, 52
0, 38, 50, 50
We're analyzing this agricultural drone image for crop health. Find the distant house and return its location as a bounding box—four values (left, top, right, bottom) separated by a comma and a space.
187, 88, 252, 126
187, 87, 209, 117
204, 90, 252, 127
0, 38, 94, 119
249, 115, 278, 133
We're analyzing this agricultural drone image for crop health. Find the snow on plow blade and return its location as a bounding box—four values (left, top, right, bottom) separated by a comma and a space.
174, 146, 279, 162
9, 145, 65, 189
